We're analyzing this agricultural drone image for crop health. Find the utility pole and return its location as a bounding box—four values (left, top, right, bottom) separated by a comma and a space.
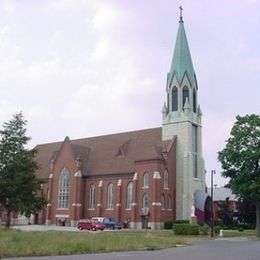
211, 170, 216, 238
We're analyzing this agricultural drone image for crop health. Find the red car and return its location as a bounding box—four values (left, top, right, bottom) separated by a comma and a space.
77, 219, 105, 231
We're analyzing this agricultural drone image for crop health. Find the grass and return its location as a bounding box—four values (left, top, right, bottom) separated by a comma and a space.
0, 229, 192, 258
0, 228, 256, 258
221, 229, 256, 237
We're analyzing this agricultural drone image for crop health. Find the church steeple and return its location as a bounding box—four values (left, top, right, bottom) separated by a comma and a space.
168, 6, 197, 88
163, 7, 199, 120
162, 8, 205, 221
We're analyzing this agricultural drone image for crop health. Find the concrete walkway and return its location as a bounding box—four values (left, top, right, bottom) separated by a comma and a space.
11, 224, 80, 232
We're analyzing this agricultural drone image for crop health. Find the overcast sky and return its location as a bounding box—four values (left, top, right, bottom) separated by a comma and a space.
0, 0, 259, 187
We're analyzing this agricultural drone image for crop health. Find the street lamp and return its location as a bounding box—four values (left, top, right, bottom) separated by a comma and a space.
211, 170, 216, 238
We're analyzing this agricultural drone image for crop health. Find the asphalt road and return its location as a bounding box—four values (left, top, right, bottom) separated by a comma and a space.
5, 238, 260, 260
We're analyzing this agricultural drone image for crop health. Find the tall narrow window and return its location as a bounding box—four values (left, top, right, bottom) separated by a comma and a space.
193, 89, 197, 112
167, 93, 170, 111
172, 87, 178, 111
142, 194, 149, 209
168, 195, 172, 209
163, 169, 169, 189
58, 168, 70, 208
141, 194, 149, 215
107, 183, 114, 209
161, 195, 165, 209
192, 125, 198, 178
126, 182, 133, 209
143, 172, 149, 188
89, 184, 95, 209
182, 86, 189, 108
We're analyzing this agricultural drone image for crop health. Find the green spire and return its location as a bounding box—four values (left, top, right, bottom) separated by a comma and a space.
168, 8, 197, 87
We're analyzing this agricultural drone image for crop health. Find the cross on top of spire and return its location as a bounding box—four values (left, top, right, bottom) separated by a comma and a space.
179, 6, 183, 23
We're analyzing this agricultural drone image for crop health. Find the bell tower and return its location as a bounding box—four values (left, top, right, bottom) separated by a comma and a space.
162, 7, 205, 220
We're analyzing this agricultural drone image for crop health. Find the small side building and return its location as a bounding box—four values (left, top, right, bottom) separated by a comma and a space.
213, 187, 238, 222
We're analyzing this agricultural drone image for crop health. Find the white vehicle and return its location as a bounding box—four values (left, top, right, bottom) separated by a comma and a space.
91, 217, 105, 222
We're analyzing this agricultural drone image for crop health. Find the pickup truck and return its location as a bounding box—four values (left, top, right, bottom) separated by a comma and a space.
91, 217, 122, 229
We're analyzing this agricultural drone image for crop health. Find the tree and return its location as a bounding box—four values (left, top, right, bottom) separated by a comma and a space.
216, 197, 234, 226
218, 114, 260, 237
0, 112, 47, 227
237, 198, 256, 227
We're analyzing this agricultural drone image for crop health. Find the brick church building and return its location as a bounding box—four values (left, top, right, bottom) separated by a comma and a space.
31, 10, 211, 229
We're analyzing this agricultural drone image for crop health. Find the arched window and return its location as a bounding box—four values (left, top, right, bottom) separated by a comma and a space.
163, 170, 169, 189
193, 89, 197, 112
161, 195, 165, 209
107, 183, 114, 209
47, 188, 50, 200
89, 184, 95, 209
143, 172, 149, 188
126, 182, 133, 209
172, 87, 178, 111
142, 194, 149, 209
192, 125, 198, 178
58, 168, 70, 208
182, 86, 189, 108
168, 195, 172, 209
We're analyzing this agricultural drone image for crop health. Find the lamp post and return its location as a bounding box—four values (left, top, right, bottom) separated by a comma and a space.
210, 170, 216, 238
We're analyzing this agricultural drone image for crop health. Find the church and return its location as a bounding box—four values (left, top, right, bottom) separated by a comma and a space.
34, 10, 211, 229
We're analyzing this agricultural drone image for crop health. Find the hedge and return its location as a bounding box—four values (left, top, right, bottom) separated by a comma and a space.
173, 224, 199, 235
164, 220, 190, 230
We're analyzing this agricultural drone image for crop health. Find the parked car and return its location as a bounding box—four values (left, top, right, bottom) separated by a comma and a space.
91, 217, 122, 229
77, 219, 105, 231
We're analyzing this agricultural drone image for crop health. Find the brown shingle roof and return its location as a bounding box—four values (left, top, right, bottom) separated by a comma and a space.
35, 127, 170, 178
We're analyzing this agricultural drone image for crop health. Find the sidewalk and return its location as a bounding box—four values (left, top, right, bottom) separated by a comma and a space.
11, 224, 80, 232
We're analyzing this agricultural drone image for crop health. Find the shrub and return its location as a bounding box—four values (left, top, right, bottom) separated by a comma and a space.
173, 224, 199, 235
164, 220, 190, 230
214, 220, 224, 228
164, 221, 174, 229
199, 226, 209, 235
172, 220, 189, 225
237, 223, 256, 230
214, 225, 222, 235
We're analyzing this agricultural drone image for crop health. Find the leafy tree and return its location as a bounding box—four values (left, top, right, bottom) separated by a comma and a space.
216, 197, 233, 226
0, 112, 47, 227
237, 198, 256, 226
218, 114, 260, 237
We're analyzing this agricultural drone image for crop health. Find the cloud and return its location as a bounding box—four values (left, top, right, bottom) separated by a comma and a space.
0, 0, 259, 187
202, 113, 235, 187
45, 0, 85, 12
3, 0, 16, 14
0, 100, 20, 124
18, 59, 61, 81
0, 25, 20, 61
92, 3, 121, 31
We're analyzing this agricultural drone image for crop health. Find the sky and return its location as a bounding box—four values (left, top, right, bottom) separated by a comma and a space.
0, 0, 259, 187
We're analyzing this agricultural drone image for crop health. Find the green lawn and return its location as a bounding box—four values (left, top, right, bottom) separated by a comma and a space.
0, 228, 256, 258
0, 229, 192, 258
222, 229, 256, 237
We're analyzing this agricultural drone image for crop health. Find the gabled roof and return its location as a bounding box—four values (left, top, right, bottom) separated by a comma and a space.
168, 18, 197, 87
213, 187, 238, 202
35, 127, 173, 178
